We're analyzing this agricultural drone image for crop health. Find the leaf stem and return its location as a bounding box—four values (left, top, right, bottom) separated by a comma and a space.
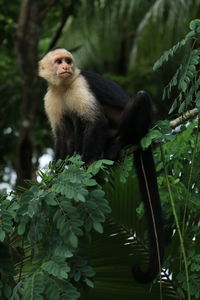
182, 121, 199, 236
160, 144, 191, 300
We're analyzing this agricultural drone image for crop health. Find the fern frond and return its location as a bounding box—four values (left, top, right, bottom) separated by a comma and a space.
153, 39, 187, 71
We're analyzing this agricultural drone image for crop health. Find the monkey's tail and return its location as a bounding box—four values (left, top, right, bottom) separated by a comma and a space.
132, 146, 164, 284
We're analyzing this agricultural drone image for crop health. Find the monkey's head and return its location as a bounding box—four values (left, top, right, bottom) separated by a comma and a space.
38, 48, 79, 86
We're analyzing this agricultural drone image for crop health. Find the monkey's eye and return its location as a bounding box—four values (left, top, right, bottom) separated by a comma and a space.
66, 58, 72, 64
55, 59, 62, 64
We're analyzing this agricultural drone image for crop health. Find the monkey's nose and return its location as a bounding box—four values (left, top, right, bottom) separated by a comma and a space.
63, 64, 68, 69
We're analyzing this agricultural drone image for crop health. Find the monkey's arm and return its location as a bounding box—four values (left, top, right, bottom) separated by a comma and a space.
54, 116, 74, 161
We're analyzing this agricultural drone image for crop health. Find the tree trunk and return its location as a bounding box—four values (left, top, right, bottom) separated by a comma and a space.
15, 0, 40, 187
15, 0, 80, 187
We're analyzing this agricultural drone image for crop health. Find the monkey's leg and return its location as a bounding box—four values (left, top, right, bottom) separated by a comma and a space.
103, 135, 122, 161
105, 91, 153, 160
74, 119, 84, 155
81, 117, 108, 163
119, 90, 153, 146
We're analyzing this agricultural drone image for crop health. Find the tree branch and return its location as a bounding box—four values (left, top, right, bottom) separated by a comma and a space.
47, 1, 81, 51
170, 108, 198, 129
39, 0, 60, 23
47, 9, 70, 51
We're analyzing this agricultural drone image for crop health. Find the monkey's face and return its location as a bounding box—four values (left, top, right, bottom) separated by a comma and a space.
39, 49, 77, 85
52, 52, 74, 78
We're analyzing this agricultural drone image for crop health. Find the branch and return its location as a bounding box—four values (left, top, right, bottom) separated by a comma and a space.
39, 0, 60, 23
170, 108, 198, 128
47, 1, 80, 51
47, 10, 69, 51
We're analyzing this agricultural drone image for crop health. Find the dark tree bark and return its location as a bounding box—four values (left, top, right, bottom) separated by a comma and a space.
15, 0, 41, 187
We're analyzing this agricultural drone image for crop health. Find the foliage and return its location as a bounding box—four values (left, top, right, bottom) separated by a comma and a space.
0, 155, 112, 299
127, 0, 200, 106
138, 18, 200, 299
154, 19, 200, 115
141, 18, 200, 152
156, 122, 200, 300
2, 129, 200, 299
0, 153, 182, 300
81, 124, 200, 300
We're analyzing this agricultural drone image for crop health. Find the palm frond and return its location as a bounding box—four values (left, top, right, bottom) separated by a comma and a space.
81, 221, 178, 300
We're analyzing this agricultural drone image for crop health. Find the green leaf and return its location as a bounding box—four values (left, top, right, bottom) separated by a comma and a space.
185, 30, 196, 40
60, 269, 69, 279
0, 230, 5, 242
179, 79, 188, 92
178, 101, 185, 113
157, 120, 171, 134
23, 273, 44, 300
54, 246, 73, 258
27, 203, 36, 218
69, 233, 78, 248
17, 222, 26, 235
141, 135, 152, 149
195, 91, 200, 108
45, 193, 57, 206
153, 39, 186, 70
87, 159, 113, 175
74, 271, 81, 282
41, 260, 70, 279
93, 222, 103, 233
85, 278, 94, 288
190, 19, 200, 30
169, 99, 178, 114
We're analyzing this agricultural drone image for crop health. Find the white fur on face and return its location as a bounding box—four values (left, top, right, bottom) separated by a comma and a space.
39, 49, 76, 86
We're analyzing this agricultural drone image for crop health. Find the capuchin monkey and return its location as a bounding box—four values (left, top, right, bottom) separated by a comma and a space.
38, 47, 164, 284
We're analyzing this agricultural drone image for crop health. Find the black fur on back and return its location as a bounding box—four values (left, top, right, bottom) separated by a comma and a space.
81, 70, 129, 108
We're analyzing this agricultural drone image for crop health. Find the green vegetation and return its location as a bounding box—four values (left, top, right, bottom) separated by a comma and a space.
0, 157, 112, 299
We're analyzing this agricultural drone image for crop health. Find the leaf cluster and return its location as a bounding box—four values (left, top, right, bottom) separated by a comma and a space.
153, 19, 200, 115
154, 122, 200, 299
0, 155, 112, 300
141, 120, 173, 150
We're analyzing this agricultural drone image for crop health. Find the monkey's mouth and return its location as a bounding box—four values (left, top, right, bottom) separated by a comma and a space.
60, 71, 72, 76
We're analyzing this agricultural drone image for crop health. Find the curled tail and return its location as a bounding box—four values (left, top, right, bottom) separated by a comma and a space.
132, 147, 164, 283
